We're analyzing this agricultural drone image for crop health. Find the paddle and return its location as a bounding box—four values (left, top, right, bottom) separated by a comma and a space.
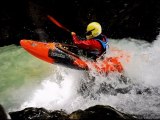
47, 15, 71, 33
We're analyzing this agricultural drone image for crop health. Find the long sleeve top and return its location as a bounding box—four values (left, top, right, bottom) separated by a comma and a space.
71, 34, 103, 55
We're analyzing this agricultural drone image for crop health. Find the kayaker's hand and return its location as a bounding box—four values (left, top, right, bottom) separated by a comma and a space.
71, 32, 76, 35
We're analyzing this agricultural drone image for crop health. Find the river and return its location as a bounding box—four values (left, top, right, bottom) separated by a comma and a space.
1, 36, 160, 119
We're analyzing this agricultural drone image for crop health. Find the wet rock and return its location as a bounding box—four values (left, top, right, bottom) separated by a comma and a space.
9, 107, 52, 120
0, 104, 8, 120
9, 105, 137, 120
69, 105, 137, 120
50, 110, 68, 120
9, 107, 68, 120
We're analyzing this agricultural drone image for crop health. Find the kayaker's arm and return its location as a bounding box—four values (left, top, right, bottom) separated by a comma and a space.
71, 32, 90, 48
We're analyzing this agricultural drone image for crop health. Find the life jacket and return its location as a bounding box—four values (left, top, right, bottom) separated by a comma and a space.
95, 34, 109, 54
85, 34, 109, 59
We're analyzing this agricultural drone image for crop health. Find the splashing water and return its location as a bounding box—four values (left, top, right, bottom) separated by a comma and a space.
1, 35, 160, 119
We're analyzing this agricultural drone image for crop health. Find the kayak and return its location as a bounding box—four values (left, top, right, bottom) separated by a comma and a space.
20, 39, 129, 74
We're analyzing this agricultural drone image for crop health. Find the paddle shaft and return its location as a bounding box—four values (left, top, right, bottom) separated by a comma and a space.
47, 15, 71, 33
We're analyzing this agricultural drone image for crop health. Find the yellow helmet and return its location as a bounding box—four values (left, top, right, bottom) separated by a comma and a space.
86, 22, 102, 39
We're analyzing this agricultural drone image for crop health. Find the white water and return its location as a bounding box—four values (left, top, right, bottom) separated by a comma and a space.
1, 35, 160, 119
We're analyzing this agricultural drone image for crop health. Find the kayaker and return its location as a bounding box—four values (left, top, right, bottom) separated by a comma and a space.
71, 22, 109, 60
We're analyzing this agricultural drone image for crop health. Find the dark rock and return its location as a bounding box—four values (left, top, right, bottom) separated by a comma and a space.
9, 107, 53, 120
69, 105, 137, 120
9, 107, 69, 120
9, 105, 137, 120
50, 110, 68, 120
0, 104, 8, 120
9, 107, 68, 120
69, 110, 84, 120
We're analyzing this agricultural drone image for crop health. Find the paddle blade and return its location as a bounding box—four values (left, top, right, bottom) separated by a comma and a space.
47, 15, 70, 32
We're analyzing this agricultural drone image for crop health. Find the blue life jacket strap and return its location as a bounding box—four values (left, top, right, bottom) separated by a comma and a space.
95, 34, 109, 51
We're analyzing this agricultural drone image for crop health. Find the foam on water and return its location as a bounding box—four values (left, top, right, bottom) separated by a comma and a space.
1, 35, 160, 119
19, 35, 160, 118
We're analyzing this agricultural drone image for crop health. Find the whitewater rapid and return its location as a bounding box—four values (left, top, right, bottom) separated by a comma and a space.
1, 35, 160, 119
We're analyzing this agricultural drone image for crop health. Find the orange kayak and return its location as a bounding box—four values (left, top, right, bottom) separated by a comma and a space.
20, 39, 128, 74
